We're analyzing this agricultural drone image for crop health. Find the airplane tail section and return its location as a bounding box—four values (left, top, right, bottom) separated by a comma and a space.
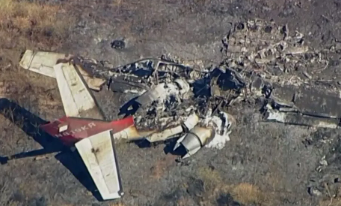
20, 50, 132, 201
38, 61, 134, 200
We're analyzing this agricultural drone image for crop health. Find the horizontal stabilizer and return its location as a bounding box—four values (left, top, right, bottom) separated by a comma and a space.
54, 62, 103, 119
19, 50, 105, 91
75, 131, 123, 200
19, 50, 72, 78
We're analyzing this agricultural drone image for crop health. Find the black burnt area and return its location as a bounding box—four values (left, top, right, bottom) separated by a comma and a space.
109, 59, 193, 81
116, 61, 154, 77
264, 25, 272, 33
191, 67, 243, 98
111, 39, 125, 50
164, 95, 180, 112
236, 22, 245, 30
211, 67, 246, 91
107, 75, 149, 94
216, 193, 243, 206
192, 79, 211, 97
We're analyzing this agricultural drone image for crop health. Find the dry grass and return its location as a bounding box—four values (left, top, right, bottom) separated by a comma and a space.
0, 65, 63, 145
109, 202, 129, 206
217, 183, 277, 206
0, 0, 75, 49
0, 66, 61, 106
176, 197, 194, 206
195, 166, 279, 206
6, 201, 20, 206
197, 166, 223, 192
319, 198, 340, 206
229, 183, 266, 205
0, 108, 39, 155
0, 0, 65, 118
0, 80, 18, 99
150, 155, 177, 180
318, 183, 341, 206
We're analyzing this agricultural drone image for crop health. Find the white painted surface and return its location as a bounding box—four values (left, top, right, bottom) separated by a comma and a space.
19, 50, 70, 78
54, 63, 96, 117
75, 131, 122, 200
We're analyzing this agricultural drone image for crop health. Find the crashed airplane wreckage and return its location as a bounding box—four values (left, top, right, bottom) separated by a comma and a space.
19, 50, 236, 158
14, 18, 339, 200
17, 50, 236, 201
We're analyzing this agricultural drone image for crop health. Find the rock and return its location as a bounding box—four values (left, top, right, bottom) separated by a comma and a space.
308, 187, 322, 196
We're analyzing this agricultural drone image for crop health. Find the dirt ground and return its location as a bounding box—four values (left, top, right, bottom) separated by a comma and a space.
1, 0, 341, 205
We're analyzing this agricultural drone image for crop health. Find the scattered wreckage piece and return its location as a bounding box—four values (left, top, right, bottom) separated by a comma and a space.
173, 109, 235, 158
260, 82, 341, 129
224, 19, 328, 77
104, 58, 205, 95
269, 84, 341, 118
263, 103, 340, 129
219, 19, 341, 130
160, 53, 206, 71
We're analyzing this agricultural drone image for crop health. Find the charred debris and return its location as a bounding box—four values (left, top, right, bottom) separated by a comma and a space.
67, 55, 240, 158
20, 19, 340, 158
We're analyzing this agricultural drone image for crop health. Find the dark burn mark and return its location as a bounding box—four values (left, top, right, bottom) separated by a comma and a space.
111, 40, 125, 50
264, 25, 272, 33
236, 22, 245, 30
216, 193, 242, 206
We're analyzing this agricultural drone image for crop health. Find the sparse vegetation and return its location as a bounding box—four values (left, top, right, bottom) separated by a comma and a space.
0, 65, 61, 109
230, 183, 266, 205
195, 166, 280, 206
197, 166, 223, 192
110, 202, 128, 206
0, 0, 74, 49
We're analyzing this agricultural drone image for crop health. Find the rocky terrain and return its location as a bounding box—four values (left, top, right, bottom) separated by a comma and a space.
1, 0, 341, 206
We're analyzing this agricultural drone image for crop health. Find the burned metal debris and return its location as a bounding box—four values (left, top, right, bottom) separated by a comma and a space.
68, 55, 238, 158
222, 19, 328, 75
63, 21, 341, 155
18, 18, 341, 158
103, 19, 340, 133
218, 19, 341, 129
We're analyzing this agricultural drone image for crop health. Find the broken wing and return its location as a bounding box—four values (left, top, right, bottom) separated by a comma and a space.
19, 50, 105, 91
53, 62, 104, 119
75, 131, 123, 200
